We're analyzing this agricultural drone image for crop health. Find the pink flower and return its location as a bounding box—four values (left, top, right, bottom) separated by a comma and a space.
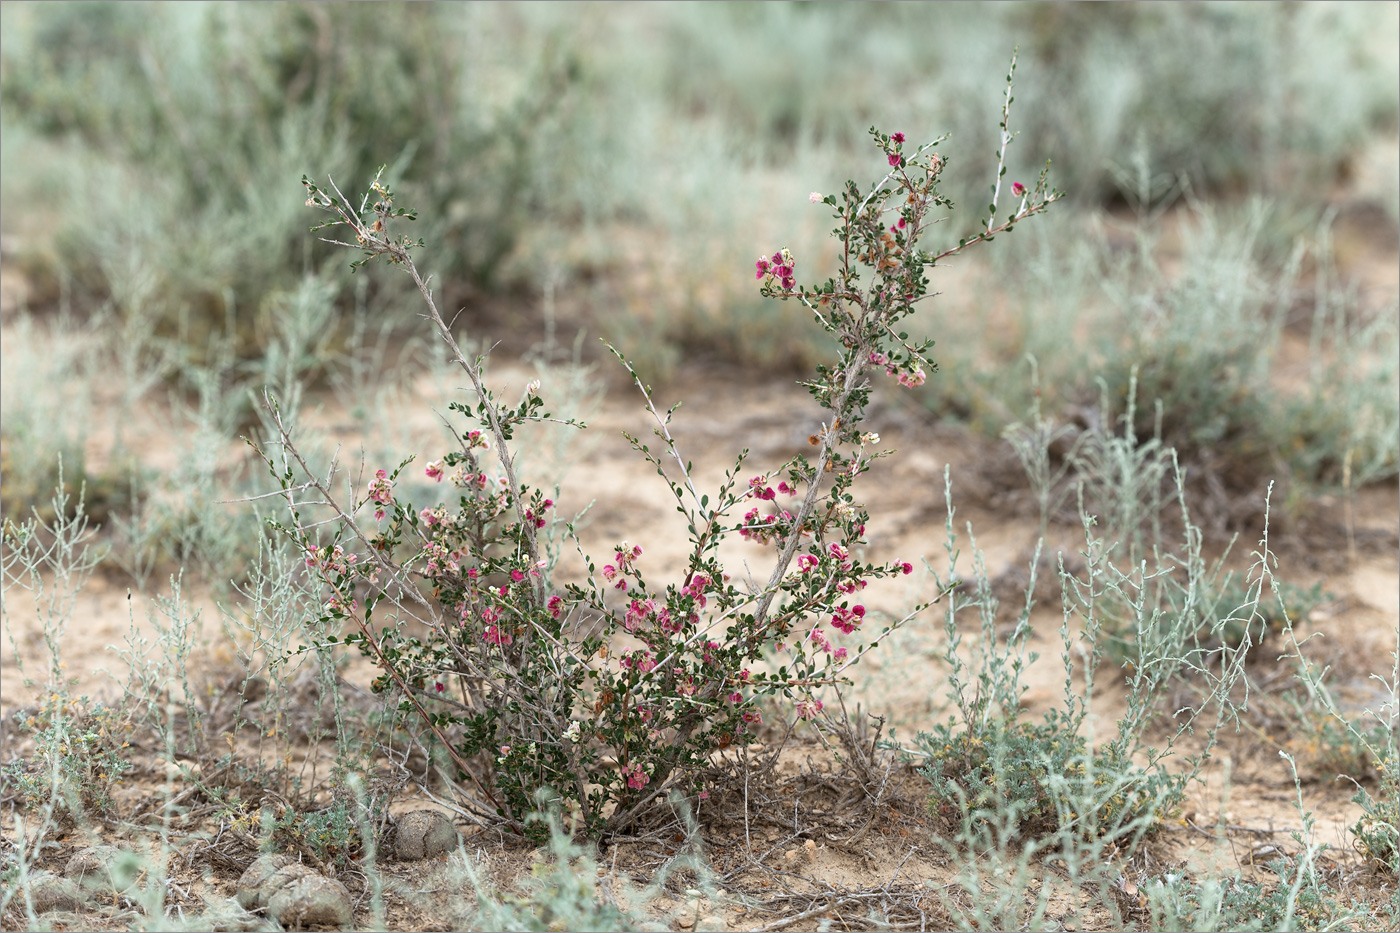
620, 649, 657, 673
547, 595, 564, 619
891, 132, 905, 144
809, 192, 823, 203
831, 604, 866, 634
483, 624, 512, 646
898, 561, 914, 575
888, 153, 901, 167
425, 460, 444, 482
1012, 182, 1026, 197
796, 554, 818, 573
625, 598, 655, 632
796, 699, 824, 720
833, 647, 848, 662
510, 569, 526, 583
622, 761, 649, 790
368, 469, 394, 520
434, 682, 445, 693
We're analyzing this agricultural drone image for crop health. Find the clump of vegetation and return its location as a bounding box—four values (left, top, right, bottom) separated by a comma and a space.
1, 692, 134, 828
1351, 753, 1400, 875
278, 53, 1059, 836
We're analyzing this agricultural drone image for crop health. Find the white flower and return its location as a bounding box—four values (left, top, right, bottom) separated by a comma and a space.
809, 192, 823, 203
526, 379, 541, 396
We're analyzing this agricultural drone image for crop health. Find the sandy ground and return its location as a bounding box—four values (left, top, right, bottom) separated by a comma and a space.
3, 297, 1397, 929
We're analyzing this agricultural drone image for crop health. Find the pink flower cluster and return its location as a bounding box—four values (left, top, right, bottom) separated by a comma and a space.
739, 505, 795, 544
368, 469, 394, 520
808, 626, 848, 663
523, 498, 554, 529
602, 543, 644, 591
866, 351, 927, 389
482, 604, 513, 646
755, 248, 797, 291
619, 649, 657, 673
888, 131, 905, 166
682, 573, 713, 608
326, 593, 358, 616
830, 603, 866, 634
748, 475, 777, 500
421, 541, 463, 577
621, 761, 649, 790
453, 471, 491, 490
305, 544, 357, 575
626, 597, 680, 634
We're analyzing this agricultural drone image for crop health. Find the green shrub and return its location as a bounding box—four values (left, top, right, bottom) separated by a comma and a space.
1, 693, 134, 828
2, 2, 576, 361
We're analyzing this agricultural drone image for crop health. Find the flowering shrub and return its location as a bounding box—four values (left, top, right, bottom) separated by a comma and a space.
267, 54, 1059, 836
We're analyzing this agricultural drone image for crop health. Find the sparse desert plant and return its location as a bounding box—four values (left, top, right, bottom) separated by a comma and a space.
917, 463, 1264, 849
1, 474, 121, 878
1, 692, 134, 829
1352, 752, 1399, 875
266, 54, 1059, 836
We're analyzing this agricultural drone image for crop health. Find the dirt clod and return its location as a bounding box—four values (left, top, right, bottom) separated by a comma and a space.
267, 872, 354, 929
22, 871, 86, 914
64, 845, 138, 895
234, 855, 352, 928
234, 854, 298, 911
392, 809, 459, 861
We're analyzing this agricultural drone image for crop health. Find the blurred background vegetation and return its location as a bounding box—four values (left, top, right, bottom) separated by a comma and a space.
1, 0, 1397, 553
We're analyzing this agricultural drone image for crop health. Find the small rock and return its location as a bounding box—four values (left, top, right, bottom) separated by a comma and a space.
393, 810, 459, 861
267, 872, 353, 928
236, 856, 321, 913
696, 916, 728, 932
64, 845, 139, 894
23, 871, 85, 913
